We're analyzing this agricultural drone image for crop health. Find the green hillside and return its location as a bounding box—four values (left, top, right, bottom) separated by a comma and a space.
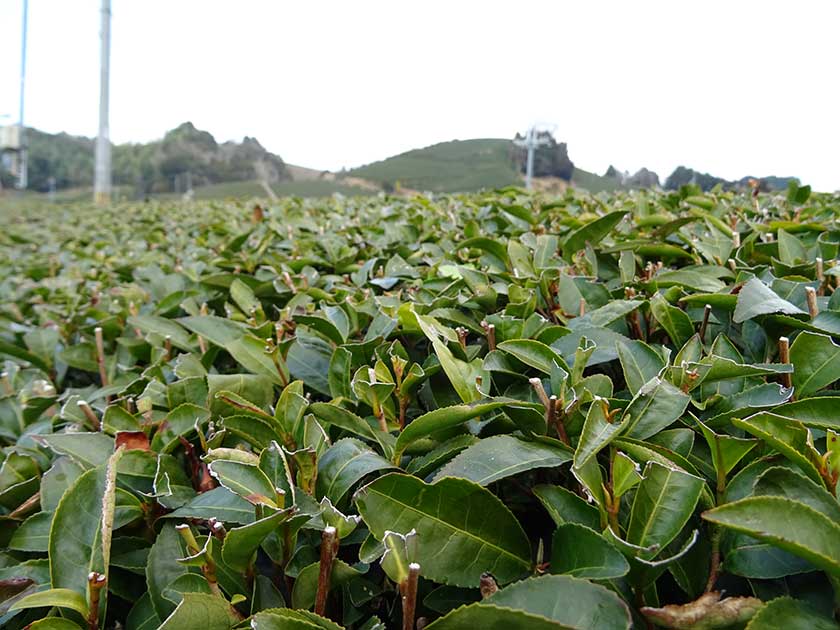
348, 138, 522, 192
347, 138, 619, 193
570, 167, 624, 193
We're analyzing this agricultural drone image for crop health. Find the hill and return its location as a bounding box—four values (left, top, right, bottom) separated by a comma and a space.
5, 122, 292, 196
347, 138, 521, 192
5, 125, 802, 199
347, 138, 623, 193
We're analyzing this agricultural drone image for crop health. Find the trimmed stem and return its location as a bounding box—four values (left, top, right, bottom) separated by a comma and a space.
87, 571, 107, 630
579, 297, 586, 318
806, 286, 819, 318
94, 327, 108, 388
456, 327, 468, 351
480, 321, 496, 351
401, 563, 421, 630
779, 336, 792, 390
315, 526, 337, 617
699, 304, 712, 343
529, 377, 551, 409
208, 517, 227, 541
816, 257, 825, 294
1, 371, 13, 396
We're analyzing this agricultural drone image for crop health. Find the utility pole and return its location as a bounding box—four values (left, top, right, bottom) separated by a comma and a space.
94, 0, 112, 205
17, 0, 28, 189
513, 126, 551, 190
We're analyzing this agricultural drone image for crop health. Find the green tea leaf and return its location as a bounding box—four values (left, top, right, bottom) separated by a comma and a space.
435, 435, 572, 486
354, 473, 531, 586
703, 496, 840, 576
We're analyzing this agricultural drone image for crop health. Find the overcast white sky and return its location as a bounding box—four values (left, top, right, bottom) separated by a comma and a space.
1, 1, 838, 189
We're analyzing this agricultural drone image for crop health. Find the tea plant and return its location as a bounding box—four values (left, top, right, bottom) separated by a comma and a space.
0, 184, 838, 629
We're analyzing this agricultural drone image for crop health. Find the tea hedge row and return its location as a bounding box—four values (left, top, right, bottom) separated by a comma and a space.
0, 185, 838, 629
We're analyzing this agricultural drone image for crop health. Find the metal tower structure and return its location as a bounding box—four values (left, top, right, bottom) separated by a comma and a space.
513, 125, 552, 190
94, 0, 112, 204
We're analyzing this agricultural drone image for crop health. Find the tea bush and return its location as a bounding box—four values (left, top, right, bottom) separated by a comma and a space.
0, 185, 838, 629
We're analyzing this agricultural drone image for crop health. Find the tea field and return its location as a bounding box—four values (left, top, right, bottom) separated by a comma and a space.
0, 185, 838, 629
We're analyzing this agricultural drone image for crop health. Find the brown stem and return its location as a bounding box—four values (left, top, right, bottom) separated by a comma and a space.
699, 303, 712, 343
195, 303, 209, 352
578, 297, 586, 318
94, 327, 108, 388
268, 348, 290, 387
456, 327, 468, 351
202, 557, 223, 597
705, 447, 727, 592
164, 335, 173, 362
480, 321, 496, 351
548, 395, 570, 446
1, 371, 13, 395
128, 302, 143, 337
315, 526, 337, 617
546, 395, 557, 435
779, 336, 792, 390
816, 257, 825, 294
87, 572, 107, 630
208, 517, 227, 541
529, 377, 551, 409
282, 271, 297, 293
77, 400, 101, 431
628, 310, 645, 341
606, 448, 620, 533
398, 396, 408, 431
805, 286, 819, 318
401, 563, 421, 630
376, 408, 388, 432
705, 528, 722, 593
8, 492, 40, 520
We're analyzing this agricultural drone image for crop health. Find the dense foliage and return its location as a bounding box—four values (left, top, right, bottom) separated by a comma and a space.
0, 184, 839, 630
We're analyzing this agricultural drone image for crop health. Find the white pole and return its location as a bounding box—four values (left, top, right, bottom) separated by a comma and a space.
524, 127, 535, 190
94, 0, 111, 204
17, 0, 28, 189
